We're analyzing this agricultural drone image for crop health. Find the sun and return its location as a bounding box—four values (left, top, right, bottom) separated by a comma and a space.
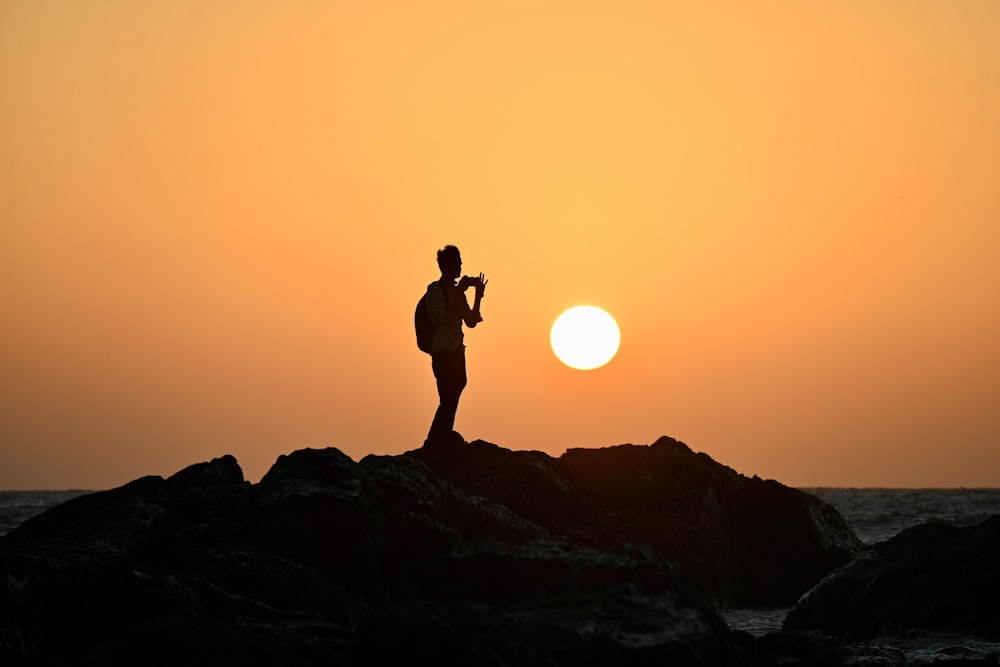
550, 306, 621, 370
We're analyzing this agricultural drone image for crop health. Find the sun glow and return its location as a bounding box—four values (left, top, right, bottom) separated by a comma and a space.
550, 306, 621, 370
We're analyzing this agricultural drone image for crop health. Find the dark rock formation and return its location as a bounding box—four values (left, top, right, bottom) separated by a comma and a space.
784, 515, 1000, 640
413, 436, 861, 606
254, 448, 545, 602
408, 438, 594, 533
0, 436, 864, 665
0, 456, 359, 665
568, 436, 860, 605
410, 437, 861, 606
361, 540, 736, 667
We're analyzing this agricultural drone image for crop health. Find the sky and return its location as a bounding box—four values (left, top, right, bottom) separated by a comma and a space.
2, 0, 998, 490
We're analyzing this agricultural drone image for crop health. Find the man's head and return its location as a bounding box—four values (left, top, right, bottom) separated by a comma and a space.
437, 245, 462, 280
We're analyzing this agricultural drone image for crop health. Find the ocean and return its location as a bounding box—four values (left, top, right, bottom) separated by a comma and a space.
2, 487, 999, 663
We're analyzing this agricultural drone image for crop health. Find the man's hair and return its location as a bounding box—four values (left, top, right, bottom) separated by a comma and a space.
437, 245, 461, 270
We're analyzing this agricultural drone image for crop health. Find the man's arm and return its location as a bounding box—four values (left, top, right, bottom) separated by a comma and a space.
463, 274, 487, 328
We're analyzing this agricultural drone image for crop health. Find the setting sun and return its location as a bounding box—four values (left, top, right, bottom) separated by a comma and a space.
550, 306, 621, 371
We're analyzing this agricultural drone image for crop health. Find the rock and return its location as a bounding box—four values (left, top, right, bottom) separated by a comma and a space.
167, 454, 252, 529
413, 435, 861, 606
0, 455, 251, 572
254, 447, 386, 595
175, 544, 357, 623
559, 436, 862, 605
254, 448, 547, 599
357, 593, 732, 667
397, 538, 700, 606
41, 572, 354, 667
0, 455, 353, 665
734, 631, 844, 667
360, 453, 547, 555
364, 539, 734, 667
0, 436, 866, 665
726, 476, 862, 605
407, 438, 593, 533
784, 516, 1000, 639
0, 475, 173, 570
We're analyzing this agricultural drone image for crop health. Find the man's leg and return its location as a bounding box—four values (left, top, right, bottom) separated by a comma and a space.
427, 348, 467, 445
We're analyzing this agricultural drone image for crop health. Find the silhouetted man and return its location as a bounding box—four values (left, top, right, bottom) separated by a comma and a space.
424, 245, 487, 449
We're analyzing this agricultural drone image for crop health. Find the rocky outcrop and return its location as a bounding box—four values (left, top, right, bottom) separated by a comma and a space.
408, 439, 593, 533
411, 436, 862, 606
558, 436, 862, 605
784, 515, 1000, 639
254, 448, 545, 602
0, 436, 864, 665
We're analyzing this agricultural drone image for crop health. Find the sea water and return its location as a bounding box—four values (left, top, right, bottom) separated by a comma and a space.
3, 487, 1000, 663
807, 487, 1000, 546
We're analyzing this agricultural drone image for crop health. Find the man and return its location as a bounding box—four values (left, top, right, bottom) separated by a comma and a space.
424, 245, 487, 449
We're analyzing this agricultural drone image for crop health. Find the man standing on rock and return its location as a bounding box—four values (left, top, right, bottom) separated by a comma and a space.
423, 245, 487, 450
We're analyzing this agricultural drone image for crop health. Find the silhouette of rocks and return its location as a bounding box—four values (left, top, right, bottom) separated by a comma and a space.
408, 438, 594, 533
784, 515, 1000, 639
0, 456, 356, 665
255, 448, 545, 600
411, 435, 860, 606
1, 437, 865, 665
369, 540, 735, 667
559, 436, 862, 605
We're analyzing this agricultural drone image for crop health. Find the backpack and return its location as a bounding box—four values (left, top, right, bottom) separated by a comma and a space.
414, 288, 435, 354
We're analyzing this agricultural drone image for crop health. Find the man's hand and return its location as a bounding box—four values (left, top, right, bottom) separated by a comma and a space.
475, 273, 487, 298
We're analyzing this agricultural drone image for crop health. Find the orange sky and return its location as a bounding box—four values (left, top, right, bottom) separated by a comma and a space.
2, 0, 998, 490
